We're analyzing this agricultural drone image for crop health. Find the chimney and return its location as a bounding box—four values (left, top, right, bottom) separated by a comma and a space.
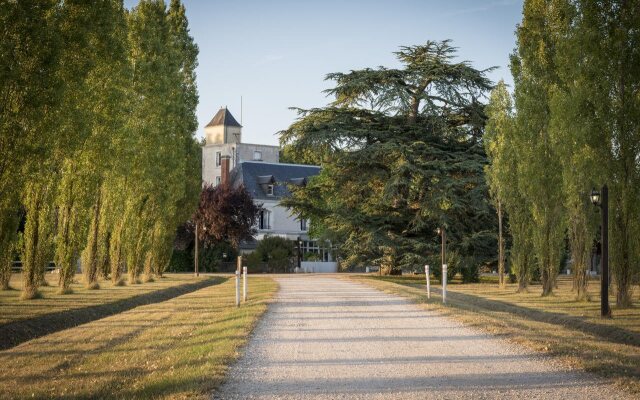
220, 155, 231, 186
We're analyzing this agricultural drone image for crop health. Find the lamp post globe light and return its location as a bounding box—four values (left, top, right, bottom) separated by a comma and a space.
590, 188, 601, 206
591, 185, 611, 318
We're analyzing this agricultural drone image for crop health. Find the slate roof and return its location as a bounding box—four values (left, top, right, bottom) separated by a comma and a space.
230, 162, 321, 200
205, 107, 242, 128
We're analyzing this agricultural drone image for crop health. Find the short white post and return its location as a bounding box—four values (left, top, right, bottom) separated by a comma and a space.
235, 270, 240, 307
243, 266, 247, 302
425, 264, 430, 299
442, 263, 448, 304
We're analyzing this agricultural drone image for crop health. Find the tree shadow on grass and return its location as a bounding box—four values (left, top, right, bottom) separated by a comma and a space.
0, 277, 226, 350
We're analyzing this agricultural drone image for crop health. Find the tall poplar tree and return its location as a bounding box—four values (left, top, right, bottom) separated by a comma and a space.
0, 0, 62, 293
551, 0, 640, 306
53, 0, 131, 292
485, 81, 513, 288
511, 0, 568, 296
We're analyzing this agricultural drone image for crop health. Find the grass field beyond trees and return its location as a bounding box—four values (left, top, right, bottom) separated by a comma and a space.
348, 275, 640, 394
0, 276, 277, 400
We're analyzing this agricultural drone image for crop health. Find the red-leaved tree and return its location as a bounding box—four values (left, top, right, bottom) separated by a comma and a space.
192, 184, 261, 248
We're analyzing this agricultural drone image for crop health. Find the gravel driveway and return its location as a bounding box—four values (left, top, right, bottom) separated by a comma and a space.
214, 276, 632, 399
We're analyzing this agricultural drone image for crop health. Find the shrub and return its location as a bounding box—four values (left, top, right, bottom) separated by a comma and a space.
430, 252, 459, 283
460, 256, 480, 283
168, 249, 192, 272
247, 236, 295, 273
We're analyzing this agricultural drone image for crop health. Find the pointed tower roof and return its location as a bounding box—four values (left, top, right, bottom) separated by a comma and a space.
206, 107, 242, 128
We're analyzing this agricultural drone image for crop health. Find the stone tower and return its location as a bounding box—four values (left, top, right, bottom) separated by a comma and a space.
201, 107, 280, 186
204, 107, 242, 145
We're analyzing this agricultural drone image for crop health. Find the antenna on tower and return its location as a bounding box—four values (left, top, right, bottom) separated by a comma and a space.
240, 96, 243, 125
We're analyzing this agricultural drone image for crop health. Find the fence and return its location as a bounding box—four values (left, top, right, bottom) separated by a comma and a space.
299, 261, 338, 273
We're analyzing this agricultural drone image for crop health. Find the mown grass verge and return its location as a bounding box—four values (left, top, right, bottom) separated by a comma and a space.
0, 276, 221, 351
347, 275, 640, 395
0, 276, 277, 399
1, 273, 211, 325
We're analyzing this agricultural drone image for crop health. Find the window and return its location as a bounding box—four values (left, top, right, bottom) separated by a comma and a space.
253, 150, 262, 161
215, 176, 221, 186
259, 210, 270, 230
215, 151, 221, 166
266, 184, 274, 196
300, 218, 308, 231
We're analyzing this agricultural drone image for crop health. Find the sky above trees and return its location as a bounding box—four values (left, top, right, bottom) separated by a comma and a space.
124, 0, 523, 145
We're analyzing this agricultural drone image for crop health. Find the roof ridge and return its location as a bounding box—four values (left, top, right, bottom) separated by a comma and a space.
241, 161, 320, 168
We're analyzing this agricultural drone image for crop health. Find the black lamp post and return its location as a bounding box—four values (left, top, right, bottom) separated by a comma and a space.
590, 186, 611, 318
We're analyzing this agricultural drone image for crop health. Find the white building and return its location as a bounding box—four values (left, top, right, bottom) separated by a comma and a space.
201, 108, 334, 263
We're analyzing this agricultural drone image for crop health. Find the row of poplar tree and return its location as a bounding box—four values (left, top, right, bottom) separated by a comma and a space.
484, 0, 640, 305
0, 0, 201, 299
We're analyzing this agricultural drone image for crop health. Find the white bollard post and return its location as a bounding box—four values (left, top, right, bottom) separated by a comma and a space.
235, 270, 240, 307
243, 266, 247, 302
425, 264, 430, 299
442, 263, 448, 304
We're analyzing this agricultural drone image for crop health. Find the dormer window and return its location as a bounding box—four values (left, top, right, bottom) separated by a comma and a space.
257, 175, 276, 196
253, 150, 262, 161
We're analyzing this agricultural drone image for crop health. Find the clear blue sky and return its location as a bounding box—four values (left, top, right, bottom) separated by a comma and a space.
125, 0, 523, 145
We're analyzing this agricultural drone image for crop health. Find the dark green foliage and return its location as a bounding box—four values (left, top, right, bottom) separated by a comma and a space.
459, 257, 480, 283
281, 41, 497, 274
168, 249, 192, 273
247, 237, 295, 273
198, 242, 236, 273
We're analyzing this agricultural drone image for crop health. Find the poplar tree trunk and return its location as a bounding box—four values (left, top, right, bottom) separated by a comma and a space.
22, 183, 53, 299
142, 252, 154, 282
110, 219, 124, 285
56, 203, 76, 293
0, 212, 20, 290
498, 200, 505, 288
380, 246, 400, 275
82, 193, 102, 289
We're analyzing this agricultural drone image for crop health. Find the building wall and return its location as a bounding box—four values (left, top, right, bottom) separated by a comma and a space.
236, 143, 279, 164
204, 125, 242, 145
256, 199, 309, 241
202, 143, 279, 186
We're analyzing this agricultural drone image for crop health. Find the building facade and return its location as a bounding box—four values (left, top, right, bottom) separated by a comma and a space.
201, 108, 333, 262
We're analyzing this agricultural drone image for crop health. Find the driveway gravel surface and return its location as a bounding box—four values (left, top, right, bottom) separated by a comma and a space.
213, 276, 633, 399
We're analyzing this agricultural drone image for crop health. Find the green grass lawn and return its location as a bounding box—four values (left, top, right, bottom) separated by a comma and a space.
348, 274, 640, 394
0, 273, 211, 325
0, 276, 277, 399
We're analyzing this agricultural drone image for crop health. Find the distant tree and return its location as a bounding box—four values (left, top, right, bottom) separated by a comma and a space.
193, 184, 261, 249
484, 81, 535, 292
485, 81, 516, 289
281, 41, 497, 275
